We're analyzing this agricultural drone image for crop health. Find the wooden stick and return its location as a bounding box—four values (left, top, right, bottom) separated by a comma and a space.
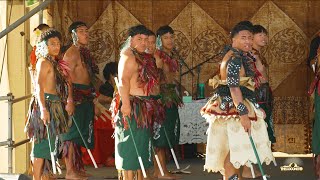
46, 125, 57, 174
248, 133, 267, 180
71, 116, 98, 168
163, 126, 180, 169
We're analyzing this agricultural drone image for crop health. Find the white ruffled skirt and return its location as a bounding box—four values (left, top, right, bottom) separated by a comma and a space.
203, 101, 275, 175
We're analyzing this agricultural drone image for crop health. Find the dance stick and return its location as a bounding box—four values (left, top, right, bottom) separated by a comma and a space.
56, 161, 62, 174
249, 162, 255, 178
71, 116, 98, 168
114, 77, 147, 178
46, 125, 57, 174
152, 142, 164, 176
248, 132, 267, 180
163, 126, 180, 169
273, 158, 277, 167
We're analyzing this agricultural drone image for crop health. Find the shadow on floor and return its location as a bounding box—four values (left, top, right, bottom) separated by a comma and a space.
36, 156, 314, 180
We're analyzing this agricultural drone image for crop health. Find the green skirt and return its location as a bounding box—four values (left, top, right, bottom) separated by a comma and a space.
60, 101, 94, 149
259, 103, 276, 143
313, 89, 320, 154
153, 104, 180, 147
30, 93, 65, 160
61, 84, 95, 149
115, 113, 153, 170
32, 137, 57, 160
256, 83, 276, 143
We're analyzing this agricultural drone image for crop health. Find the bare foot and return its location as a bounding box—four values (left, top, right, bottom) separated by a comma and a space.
65, 172, 88, 180
242, 166, 261, 179
144, 177, 155, 180
156, 172, 182, 179
41, 174, 57, 180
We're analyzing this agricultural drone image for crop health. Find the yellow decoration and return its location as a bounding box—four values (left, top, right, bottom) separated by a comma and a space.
34, 29, 41, 37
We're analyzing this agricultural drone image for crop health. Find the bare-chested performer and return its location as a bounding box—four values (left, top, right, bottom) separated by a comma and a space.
251, 24, 276, 145
25, 28, 74, 180
111, 25, 160, 180
152, 25, 182, 179
61, 21, 99, 179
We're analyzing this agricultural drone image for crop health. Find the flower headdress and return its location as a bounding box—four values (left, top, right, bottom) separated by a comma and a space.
35, 41, 48, 59
156, 35, 162, 50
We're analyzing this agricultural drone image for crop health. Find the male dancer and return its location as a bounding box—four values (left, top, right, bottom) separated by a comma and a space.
153, 25, 182, 179
201, 23, 275, 179
112, 25, 159, 180
251, 24, 276, 143
25, 28, 74, 180
308, 32, 320, 178
146, 30, 169, 179
61, 21, 99, 179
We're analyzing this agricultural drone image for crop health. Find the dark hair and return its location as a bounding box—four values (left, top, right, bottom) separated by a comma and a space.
33, 23, 49, 32
156, 25, 174, 37
252, 25, 268, 35
68, 21, 87, 34
230, 24, 253, 38
103, 62, 118, 80
308, 36, 320, 66
128, 25, 149, 37
236, 21, 253, 29
147, 29, 156, 37
39, 28, 62, 44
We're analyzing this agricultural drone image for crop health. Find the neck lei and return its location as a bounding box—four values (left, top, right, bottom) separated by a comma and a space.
79, 46, 99, 77
131, 48, 158, 95
252, 47, 268, 67
158, 49, 179, 72
45, 55, 70, 100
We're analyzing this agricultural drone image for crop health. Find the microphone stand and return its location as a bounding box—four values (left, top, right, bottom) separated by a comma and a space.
181, 52, 222, 76
180, 52, 223, 98
196, 66, 201, 99
175, 51, 195, 96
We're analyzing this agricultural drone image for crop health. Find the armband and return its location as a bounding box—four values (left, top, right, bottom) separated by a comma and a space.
236, 102, 248, 116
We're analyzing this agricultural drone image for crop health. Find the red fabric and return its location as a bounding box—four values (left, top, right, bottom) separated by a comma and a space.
309, 77, 320, 96
30, 46, 37, 69
81, 110, 115, 167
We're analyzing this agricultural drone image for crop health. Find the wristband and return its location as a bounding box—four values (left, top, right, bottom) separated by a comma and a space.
67, 99, 74, 103
236, 102, 248, 116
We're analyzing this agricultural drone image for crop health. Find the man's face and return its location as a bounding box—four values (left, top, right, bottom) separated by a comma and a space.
131, 34, 148, 53
232, 30, 253, 52
146, 35, 156, 54
75, 26, 89, 45
47, 37, 61, 57
161, 32, 174, 51
253, 32, 268, 48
